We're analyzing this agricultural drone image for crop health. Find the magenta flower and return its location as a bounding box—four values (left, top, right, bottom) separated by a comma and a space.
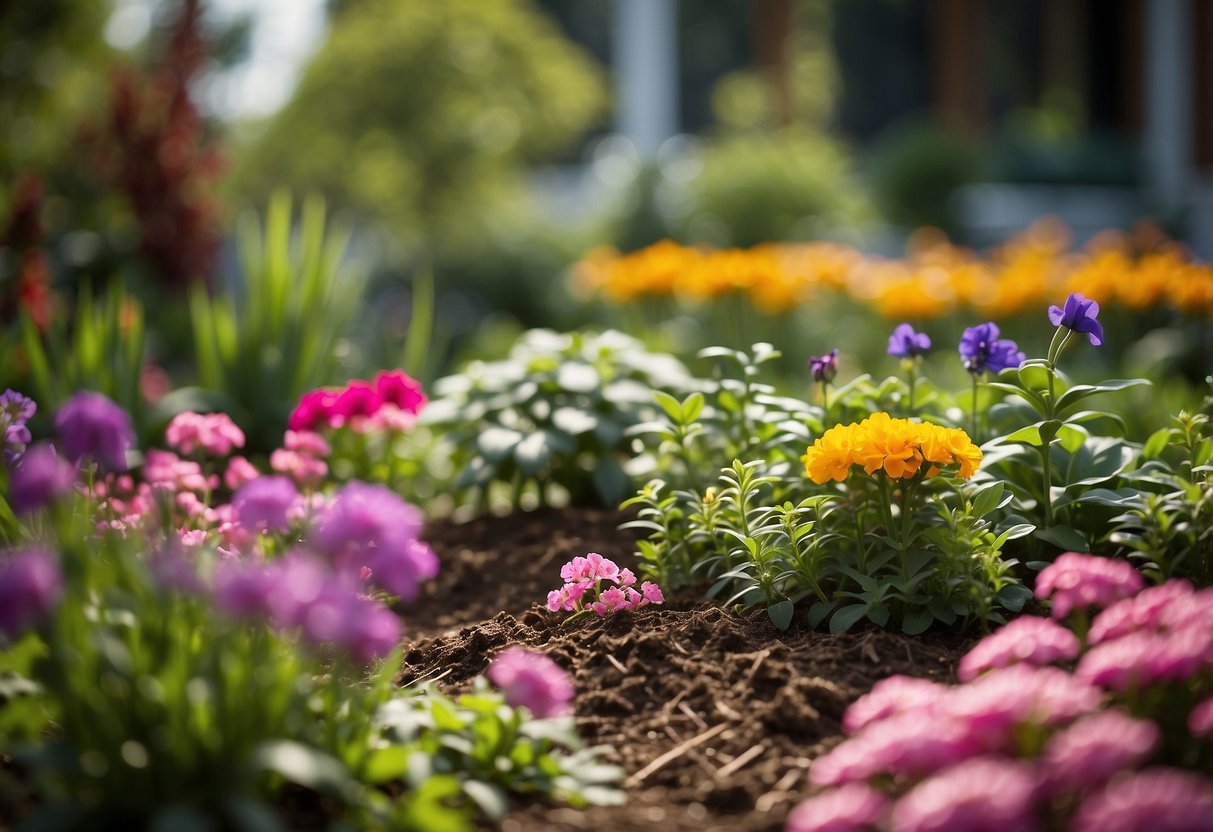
54, 391, 135, 471
590, 586, 631, 617
560, 552, 621, 583
1034, 553, 1143, 619
1071, 768, 1213, 832
957, 616, 1080, 682
888, 324, 932, 358
0, 547, 62, 639
311, 481, 424, 579
374, 369, 427, 414
213, 561, 277, 619
890, 758, 1039, 832
288, 389, 340, 432
8, 443, 76, 515
232, 476, 299, 534
958, 322, 1024, 375
487, 647, 574, 718
842, 675, 946, 735
1048, 292, 1103, 346
785, 783, 890, 832
809, 349, 840, 383
1040, 710, 1159, 794
330, 381, 381, 425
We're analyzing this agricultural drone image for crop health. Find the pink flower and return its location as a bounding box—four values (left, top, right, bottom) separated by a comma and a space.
270, 448, 328, 488
1076, 628, 1213, 691
785, 783, 890, 832
842, 676, 946, 735
942, 665, 1102, 752
1035, 553, 1143, 619
561, 552, 621, 583
224, 456, 261, 491
1089, 580, 1195, 644
590, 586, 631, 616
810, 712, 977, 787
284, 430, 331, 457
143, 449, 212, 493
1070, 768, 1213, 832
487, 647, 574, 718
640, 581, 664, 604
232, 476, 299, 534
165, 411, 245, 457
1040, 710, 1159, 794
329, 381, 381, 426
0, 547, 62, 639
957, 616, 1080, 682
1189, 696, 1213, 738
890, 758, 1039, 832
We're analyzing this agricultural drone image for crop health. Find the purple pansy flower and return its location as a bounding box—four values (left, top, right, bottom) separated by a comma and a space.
888, 323, 932, 358
959, 323, 1024, 375
1048, 293, 1104, 346
809, 349, 840, 383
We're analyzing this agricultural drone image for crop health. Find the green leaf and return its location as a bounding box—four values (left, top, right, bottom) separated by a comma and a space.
767, 600, 795, 631
463, 780, 509, 821
1035, 525, 1089, 552
1143, 427, 1177, 460
551, 407, 598, 435
829, 604, 869, 633
652, 390, 683, 422
970, 481, 1007, 518
364, 746, 411, 784
513, 432, 553, 476
901, 608, 933, 635
1017, 363, 1052, 394
247, 741, 362, 802
1055, 378, 1151, 413
807, 600, 836, 628
476, 427, 524, 462
997, 584, 1034, 612
592, 457, 629, 505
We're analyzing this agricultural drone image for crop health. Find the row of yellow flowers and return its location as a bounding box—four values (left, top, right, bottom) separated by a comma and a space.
575, 221, 1213, 319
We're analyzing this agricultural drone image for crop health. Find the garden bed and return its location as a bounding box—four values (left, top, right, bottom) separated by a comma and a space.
404, 508, 971, 831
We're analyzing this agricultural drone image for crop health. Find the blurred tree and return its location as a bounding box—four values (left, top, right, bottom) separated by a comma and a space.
0, 0, 112, 183
231, 0, 607, 259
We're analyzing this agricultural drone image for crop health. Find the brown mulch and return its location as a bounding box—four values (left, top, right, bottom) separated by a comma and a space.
404, 508, 972, 832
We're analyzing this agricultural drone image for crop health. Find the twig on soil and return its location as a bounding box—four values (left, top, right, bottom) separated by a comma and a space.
714, 741, 766, 780
715, 700, 743, 721
678, 701, 708, 732
756, 765, 809, 813
605, 654, 629, 675
625, 722, 730, 787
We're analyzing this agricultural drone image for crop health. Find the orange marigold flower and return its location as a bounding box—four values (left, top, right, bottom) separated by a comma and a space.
803, 414, 982, 484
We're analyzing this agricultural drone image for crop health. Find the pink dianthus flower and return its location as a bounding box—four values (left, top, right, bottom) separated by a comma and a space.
842, 675, 946, 735
890, 758, 1039, 832
1070, 768, 1213, 832
785, 783, 890, 832
1035, 553, 1143, 619
487, 647, 574, 718
1040, 709, 1159, 794
957, 616, 1080, 682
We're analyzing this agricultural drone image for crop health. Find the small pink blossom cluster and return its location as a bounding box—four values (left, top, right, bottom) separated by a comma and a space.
787, 555, 1213, 832
165, 411, 245, 457
546, 552, 664, 617
288, 370, 426, 434
487, 646, 575, 718
1035, 552, 1143, 619
269, 430, 331, 488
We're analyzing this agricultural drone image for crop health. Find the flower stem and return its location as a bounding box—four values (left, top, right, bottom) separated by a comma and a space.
970, 374, 980, 441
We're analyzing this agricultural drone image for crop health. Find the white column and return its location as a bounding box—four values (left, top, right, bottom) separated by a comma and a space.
614, 0, 679, 159
1144, 0, 1193, 210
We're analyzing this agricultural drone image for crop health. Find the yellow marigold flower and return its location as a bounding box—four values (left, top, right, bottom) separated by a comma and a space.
802, 422, 858, 484
803, 414, 982, 484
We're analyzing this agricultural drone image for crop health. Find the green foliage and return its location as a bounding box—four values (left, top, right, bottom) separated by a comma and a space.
418, 329, 693, 510
866, 119, 981, 234
14, 281, 146, 433
375, 681, 622, 821
186, 193, 363, 450
624, 344, 1029, 633
675, 130, 871, 247
231, 0, 606, 252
